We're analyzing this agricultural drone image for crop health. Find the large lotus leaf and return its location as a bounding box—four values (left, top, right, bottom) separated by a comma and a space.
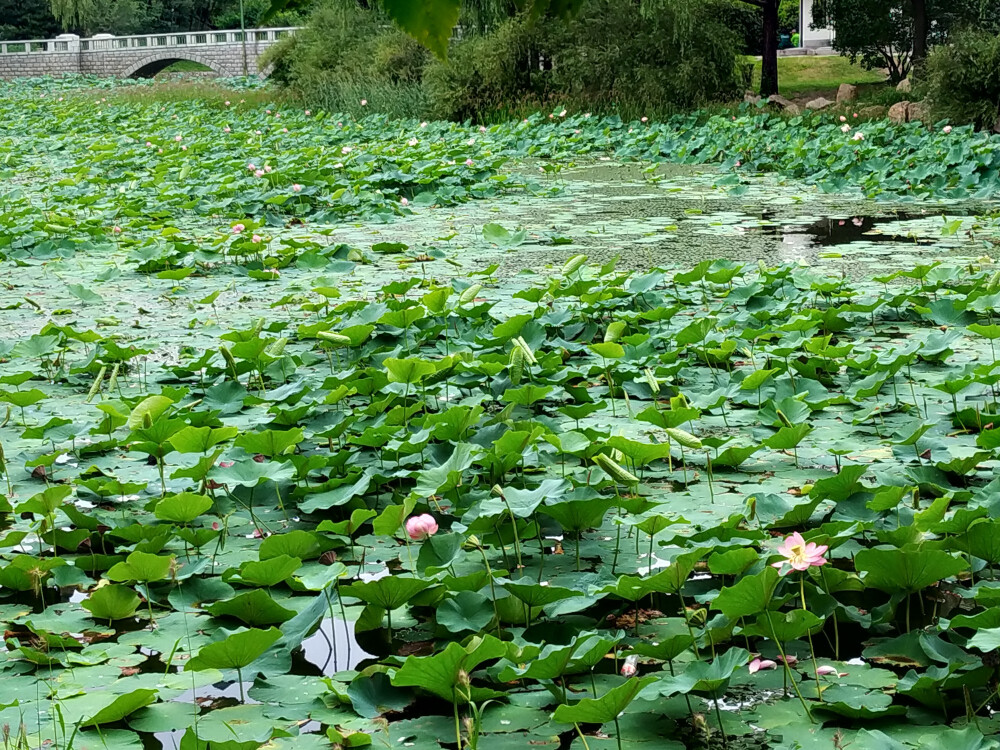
855, 547, 966, 594
342, 575, 432, 610
82, 585, 141, 622
552, 676, 657, 725
154, 492, 213, 524
347, 671, 413, 719
712, 567, 779, 619
185, 627, 283, 671
107, 551, 174, 583
392, 634, 511, 702
414, 443, 476, 495
227, 555, 302, 587
205, 589, 297, 626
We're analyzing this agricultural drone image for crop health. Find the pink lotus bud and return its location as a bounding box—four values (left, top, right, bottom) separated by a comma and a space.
641, 116, 648, 123
305, 110, 311, 115
405, 513, 439, 541
255, 169, 265, 177
232, 224, 244, 234
465, 159, 474, 166
174, 135, 182, 142
112, 226, 122, 234
400, 197, 408, 207
251, 234, 262, 243
223, 126, 231, 133
264, 165, 272, 173
621, 654, 638, 677
145, 141, 153, 147
292, 184, 302, 192
248, 163, 256, 170
943, 125, 953, 134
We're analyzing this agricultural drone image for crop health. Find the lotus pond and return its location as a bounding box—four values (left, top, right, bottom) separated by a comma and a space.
9, 76, 1000, 750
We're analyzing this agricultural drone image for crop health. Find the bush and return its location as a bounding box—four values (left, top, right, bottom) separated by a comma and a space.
424, 0, 742, 121
261, 1, 427, 118
925, 29, 1000, 130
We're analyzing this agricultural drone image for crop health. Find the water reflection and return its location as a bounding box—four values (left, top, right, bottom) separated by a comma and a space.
301, 617, 374, 674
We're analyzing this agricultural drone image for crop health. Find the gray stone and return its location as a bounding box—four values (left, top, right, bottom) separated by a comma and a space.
908, 101, 931, 123
805, 97, 834, 111
896, 78, 912, 93
857, 105, 887, 119
766, 94, 801, 116
836, 83, 857, 105
888, 101, 909, 124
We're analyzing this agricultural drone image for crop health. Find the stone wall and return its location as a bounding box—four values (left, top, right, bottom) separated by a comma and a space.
0, 34, 282, 80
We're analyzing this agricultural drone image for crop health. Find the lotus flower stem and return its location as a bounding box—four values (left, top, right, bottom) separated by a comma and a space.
573, 723, 591, 750
764, 609, 813, 722
800, 576, 823, 701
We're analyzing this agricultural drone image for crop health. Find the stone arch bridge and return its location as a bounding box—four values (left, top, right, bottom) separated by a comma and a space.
0, 28, 297, 80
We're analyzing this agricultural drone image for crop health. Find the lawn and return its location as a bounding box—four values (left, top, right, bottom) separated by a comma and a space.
750, 54, 889, 97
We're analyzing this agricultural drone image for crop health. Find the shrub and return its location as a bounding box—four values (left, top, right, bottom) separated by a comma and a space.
925, 28, 1000, 130
424, 0, 742, 121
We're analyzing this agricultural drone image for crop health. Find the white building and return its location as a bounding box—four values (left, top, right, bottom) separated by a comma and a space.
799, 0, 834, 49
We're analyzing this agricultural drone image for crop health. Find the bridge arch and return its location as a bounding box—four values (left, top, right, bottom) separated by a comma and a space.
120, 52, 227, 79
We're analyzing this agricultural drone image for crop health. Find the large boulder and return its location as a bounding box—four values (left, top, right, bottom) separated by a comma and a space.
836, 83, 858, 105
896, 78, 912, 93
805, 97, 834, 111
744, 92, 761, 105
908, 101, 931, 122
858, 105, 887, 119
888, 101, 910, 124
767, 94, 802, 116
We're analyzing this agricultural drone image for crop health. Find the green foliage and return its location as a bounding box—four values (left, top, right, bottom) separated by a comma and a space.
925, 28, 1000, 130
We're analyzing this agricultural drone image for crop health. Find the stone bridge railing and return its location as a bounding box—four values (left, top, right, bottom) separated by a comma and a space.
0, 27, 298, 79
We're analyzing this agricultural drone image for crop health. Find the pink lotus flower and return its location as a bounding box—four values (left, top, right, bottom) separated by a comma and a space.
145, 141, 153, 147
735, 160, 741, 167
852, 217, 863, 226
360, 99, 367, 106
212, 522, 220, 530
254, 169, 265, 178
112, 226, 121, 234
252, 234, 262, 243
224, 100, 230, 106
282, 127, 288, 133
559, 109, 567, 117
157, 149, 163, 154
223, 126, 231, 133
943, 125, 953, 134
464, 158, 474, 166
584, 113, 591, 118
772, 532, 828, 573
232, 224, 245, 234
266, 109, 271, 114
852, 132, 864, 141
174, 135, 182, 142
621, 654, 638, 677
405, 513, 439, 541
421, 121, 428, 128
841, 124, 851, 133
840, 115, 846, 122
305, 110, 311, 115
342, 146, 352, 154
479, 126, 487, 133
248, 163, 256, 171
641, 116, 648, 123
400, 197, 409, 206
408, 138, 418, 146
181, 145, 187, 151
292, 184, 302, 192
749, 658, 777, 674
264, 165, 272, 173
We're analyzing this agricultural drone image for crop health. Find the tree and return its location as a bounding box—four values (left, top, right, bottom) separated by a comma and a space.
812, 0, 998, 82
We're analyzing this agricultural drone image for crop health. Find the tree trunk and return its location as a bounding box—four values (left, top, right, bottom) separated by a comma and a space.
760, 0, 779, 96
911, 0, 928, 69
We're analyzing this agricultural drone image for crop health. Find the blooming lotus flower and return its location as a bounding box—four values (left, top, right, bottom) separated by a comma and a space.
342, 146, 352, 154
255, 169, 265, 177
157, 149, 163, 154
479, 126, 487, 133
735, 160, 741, 167
852, 132, 864, 141
174, 135, 182, 142
232, 224, 245, 234
840, 115, 847, 122
292, 184, 302, 192
943, 125, 953, 134
559, 109, 567, 117
584, 113, 591, 118
464, 158, 474, 166
749, 658, 777, 674
225, 100, 230, 106
841, 124, 851, 133
400, 197, 409, 206
282, 127, 288, 133
305, 110, 311, 115
248, 163, 256, 171
146, 141, 153, 147
406, 513, 439, 540
852, 217, 863, 227
408, 138, 418, 146
641, 116, 648, 123
264, 165, 272, 173
360, 99, 367, 106
771, 532, 828, 573
181, 145, 187, 151
223, 126, 231, 133
251, 234, 262, 243
621, 654, 638, 677
266, 109, 271, 114
420, 122, 428, 128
